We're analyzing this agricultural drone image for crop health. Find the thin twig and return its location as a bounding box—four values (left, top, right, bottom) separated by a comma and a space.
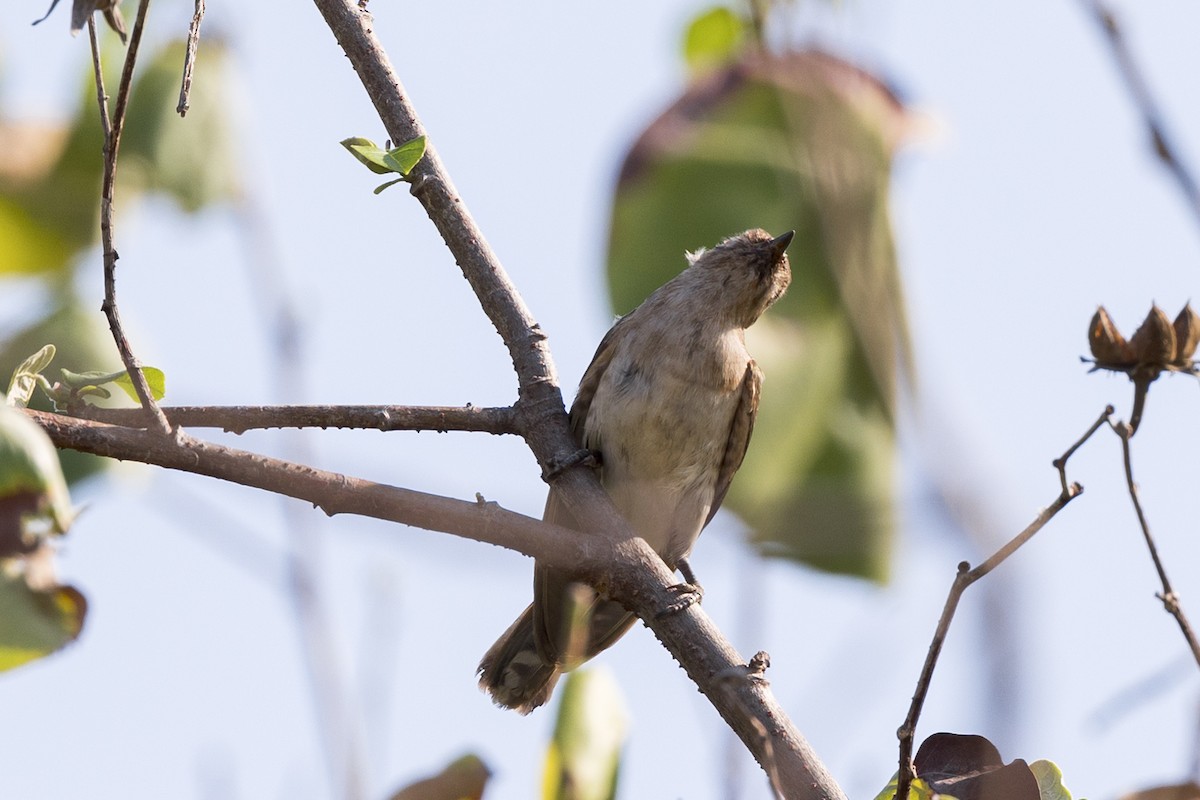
893, 409, 1105, 799
86, 17, 112, 137
1078, 0, 1200, 240
79, 403, 520, 435
1110, 419, 1200, 668
96, 0, 170, 434
1052, 404, 1113, 493
176, 0, 205, 116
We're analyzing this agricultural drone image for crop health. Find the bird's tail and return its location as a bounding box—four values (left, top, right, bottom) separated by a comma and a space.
477, 603, 560, 714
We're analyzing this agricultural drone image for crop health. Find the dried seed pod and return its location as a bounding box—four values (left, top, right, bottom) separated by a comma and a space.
1128, 304, 1177, 367
1172, 303, 1200, 366
1088, 306, 1133, 365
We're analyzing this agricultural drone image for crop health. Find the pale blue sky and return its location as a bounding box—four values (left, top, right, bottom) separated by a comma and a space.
2, 1, 1200, 798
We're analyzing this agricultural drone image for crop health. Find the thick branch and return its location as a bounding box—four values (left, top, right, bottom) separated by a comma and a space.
79, 404, 519, 435
31, 404, 846, 799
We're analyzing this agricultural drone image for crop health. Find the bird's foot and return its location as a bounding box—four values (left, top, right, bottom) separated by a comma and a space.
542, 448, 601, 482
657, 581, 703, 618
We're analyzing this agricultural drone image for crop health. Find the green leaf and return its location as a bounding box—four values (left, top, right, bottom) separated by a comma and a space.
342, 136, 426, 184
120, 40, 241, 211
604, 50, 911, 580
0, 194, 74, 276
6, 345, 56, 409
58, 366, 165, 404
341, 137, 395, 175
111, 367, 166, 402
0, 296, 119, 484
542, 668, 627, 800
0, 406, 74, 538
871, 774, 943, 800
0, 573, 86, 672
373, 177, 406, 195
683, 6, 745, 74
1029, 760, 1072, 800
384, 136, 427, 175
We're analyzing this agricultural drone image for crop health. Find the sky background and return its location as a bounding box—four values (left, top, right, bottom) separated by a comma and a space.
2, 1, 1200, 798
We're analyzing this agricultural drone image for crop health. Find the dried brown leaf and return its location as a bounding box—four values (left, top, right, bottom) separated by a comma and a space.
1088, 306, 1134, 365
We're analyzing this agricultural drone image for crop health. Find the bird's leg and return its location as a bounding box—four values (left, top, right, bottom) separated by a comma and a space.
657, 557, 704, 617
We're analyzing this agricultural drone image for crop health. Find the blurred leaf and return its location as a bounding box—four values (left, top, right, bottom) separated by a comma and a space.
0, 567, 86, 672
389, 754, 490, 800
683, 6, 745, 74
542, 668, 627, 800
0, 195, 74, 276
110, 366, 166, 402
6, 344, 56, 408
0, 295, 118, 484
913, 732, 1040, 800
872, 775, 945, 800
0, 38, 238, 278
1029, 760, 1072, 800
605, 49, 912, 580
0, 405, 74, 551
120, 39, 241, 210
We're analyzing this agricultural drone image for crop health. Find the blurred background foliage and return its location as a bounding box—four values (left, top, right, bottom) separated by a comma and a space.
607, 6, 912, 580
0, 35, 237, 672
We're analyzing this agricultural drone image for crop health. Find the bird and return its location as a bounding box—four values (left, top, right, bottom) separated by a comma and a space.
478, 228, 794, 713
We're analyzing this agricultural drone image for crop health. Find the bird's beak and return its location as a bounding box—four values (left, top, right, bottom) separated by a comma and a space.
770, 230, 795, 259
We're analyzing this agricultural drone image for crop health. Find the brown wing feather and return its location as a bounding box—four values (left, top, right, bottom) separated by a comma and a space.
532, 319, 627, 664
705, 360, 761, 528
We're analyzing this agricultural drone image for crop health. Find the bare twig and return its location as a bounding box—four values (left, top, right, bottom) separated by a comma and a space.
86, 17, 112, 137
1110, 419, 1200, 668
893, 409, 1105, 799
79, 403, 520, 435
1078, 0, 1200, 239
176, 0, 205, 116
1052, 404, 1114, 493
96, 0, 171, 434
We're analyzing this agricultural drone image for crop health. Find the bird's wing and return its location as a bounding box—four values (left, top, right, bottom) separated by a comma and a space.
705, 360, 761, 528
532, 318, 627, 664
568, 318, 624, 444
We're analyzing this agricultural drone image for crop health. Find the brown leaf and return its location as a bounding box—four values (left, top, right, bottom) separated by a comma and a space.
1088, 306, 1133, 365
1128, 305, 1177, 368
1172, 304, 1200, 365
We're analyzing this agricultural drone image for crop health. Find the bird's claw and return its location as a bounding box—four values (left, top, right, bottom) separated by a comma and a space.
542, 448, 600, 482
657, 581, 703, 618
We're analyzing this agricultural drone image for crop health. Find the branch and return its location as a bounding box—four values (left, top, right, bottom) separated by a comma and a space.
1078, 0, 1200, 241
306, 3, 847, 796
893, 406, 1108, 799
78, 404, 520, 435
1110, 419, 1200, 668
30, 398, 845, 798
176, 0, 205, 116
95, 0, 171, 433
